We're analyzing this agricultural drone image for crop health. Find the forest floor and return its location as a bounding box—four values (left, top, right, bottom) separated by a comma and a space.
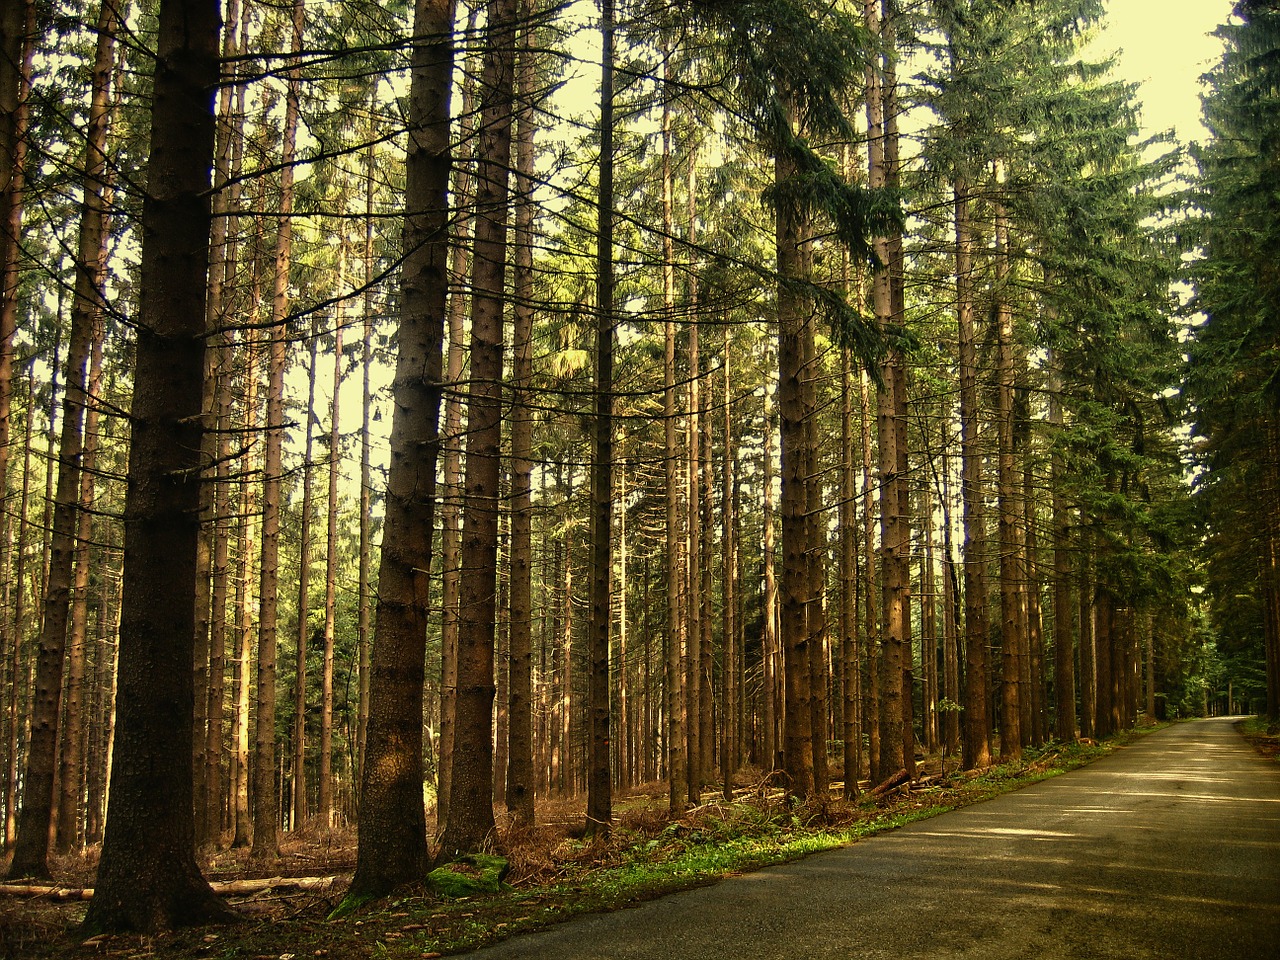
0, 723, 1202, 960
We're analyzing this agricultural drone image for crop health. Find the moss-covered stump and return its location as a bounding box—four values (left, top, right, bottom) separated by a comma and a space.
426, 854, 510, 898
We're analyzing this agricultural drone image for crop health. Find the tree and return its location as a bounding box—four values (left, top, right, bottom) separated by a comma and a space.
436, 0, 519, 861
81, 0, 236, 932
347, 0, 456, 902
585, 0, 615, 838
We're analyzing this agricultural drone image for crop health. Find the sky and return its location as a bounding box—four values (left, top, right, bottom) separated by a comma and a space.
1099, 0, 1236, 144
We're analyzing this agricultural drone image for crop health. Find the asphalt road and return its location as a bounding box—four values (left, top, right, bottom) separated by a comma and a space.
467, 718, 1280, 959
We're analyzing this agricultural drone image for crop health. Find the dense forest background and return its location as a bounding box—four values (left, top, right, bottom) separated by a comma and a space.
0, 0, 1277, 931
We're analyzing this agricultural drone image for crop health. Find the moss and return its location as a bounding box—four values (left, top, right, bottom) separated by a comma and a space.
426, 854, 510, 898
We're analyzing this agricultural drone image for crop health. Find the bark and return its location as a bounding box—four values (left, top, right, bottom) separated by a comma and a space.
10, 0, 117, 876
868, 0, 905, 783
0, 2, 32, 652
721, 328, 739, 799
59, 314, 105, 854
956, 171, 991, 770
504, 0, 537, 827
253, 0, 306, 862
319, 267, 344, 828
660, 73, 686, 805
436, 3, 481, 826
203, 2, 245, 843
293, 329, 319, 832
1078, 544, 1096, 740
584, 0, 614, 838
347, 0, 454, 901
686, 169, 702, 805
840, 347, 861, 797
994, 182, 1021, 760
356, 133, 376, 788
804, 314, 829, 795
437, 0, 518, 859
762, 373, 780, 775
859, 372, 879, 777
81, 0, 233, 931
776, 93, 814, 798
1049, 349, 1076, 741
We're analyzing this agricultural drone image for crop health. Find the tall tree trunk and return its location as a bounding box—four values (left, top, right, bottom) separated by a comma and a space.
956, 171, 991, 770
776, 92, 814, 798
253, 0, 306, 861
437, 0, 517, 860
293, 327, 319, 832
721, 328, 738, 799
1078, 543, 1096, 740
81, 0, 234, 931
685, 162, 703, 804
504, 0, 537, 827
762, 371, 780, 774
436, 4, 481, 827
0, 2, 33, 659
54, 0, 117, 859
319, 265, 344, 828
10, 0, 117, 877
803, 315, 829, 795
347, 0, 455, 902
356, 134, 376, 789
662, 56, 687, 814
994, 178, 1021, 760
584, 0, 614, 838
840, 347, 861, 797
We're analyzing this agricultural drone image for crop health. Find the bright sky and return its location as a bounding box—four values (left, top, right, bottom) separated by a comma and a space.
1100, 0, 1235, 144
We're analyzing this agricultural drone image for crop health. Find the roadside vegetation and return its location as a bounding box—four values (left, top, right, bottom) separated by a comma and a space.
0, 726, 1167, 960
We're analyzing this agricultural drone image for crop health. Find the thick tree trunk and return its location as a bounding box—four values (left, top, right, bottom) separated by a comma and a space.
437, 0, 517, 860
840, 348, 861, 797
80, 0, 233, 932
347, 0, 454, 901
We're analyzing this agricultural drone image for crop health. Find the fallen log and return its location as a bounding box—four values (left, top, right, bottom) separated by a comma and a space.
869, 768, 911, 798
0, 874, 343, 902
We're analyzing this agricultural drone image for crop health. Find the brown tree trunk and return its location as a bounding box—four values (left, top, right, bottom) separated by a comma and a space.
504, 0, 537, 827
840, 347, 861, 797
994, 181, 1021, 761
293, 328, 319, 833
721, 328, 739, 799
584, 0, 614, 838
662, 57, 687, 813
776, 92, 814, 798
437, 0, 517, 860
347, 0, 455, 901
10, 0, 117, 877
956, 172, 991, 770
319, 261, 344, 828
253, 0, 306, 862
762, 372, 780, 776
1049, 349, 1076, 742
81, 0, 234, 931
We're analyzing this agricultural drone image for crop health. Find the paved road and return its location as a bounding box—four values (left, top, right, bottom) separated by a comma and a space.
468, 718, 1280, 959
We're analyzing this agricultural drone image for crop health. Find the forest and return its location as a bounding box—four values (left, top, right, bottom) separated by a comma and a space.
0, 0, 1277, 937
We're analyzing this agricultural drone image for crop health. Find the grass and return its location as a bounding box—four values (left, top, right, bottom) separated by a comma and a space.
5, 726, 1164, 959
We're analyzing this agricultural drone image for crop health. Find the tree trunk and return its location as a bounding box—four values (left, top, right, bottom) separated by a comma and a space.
253, 0, 306, 862
437, 0, 517, 860
347, 0, 454, 902
10, 0, 117, 877
81, 0, 234, 931
584, 0, 614, 839
840, 347, 861, 797
994, 180, 1021, 761
662, 57, 687, 814
762, 371, 780, 774
504, 0, 537, 827
319, 260, 344, 828
721, 328, 738, 799
293, 328, 319, 833
956, 172, 991, 770
1049, 348, 1075, 742
777, 92, 814, 798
